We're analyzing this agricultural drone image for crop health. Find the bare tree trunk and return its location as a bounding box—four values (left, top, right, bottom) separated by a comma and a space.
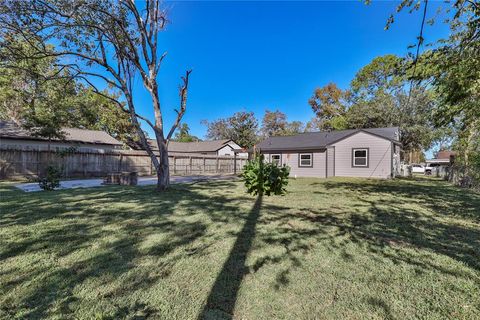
156, 139, 170, 191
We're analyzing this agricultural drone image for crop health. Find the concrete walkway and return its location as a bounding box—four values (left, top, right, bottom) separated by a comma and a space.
15, 174, 238, 192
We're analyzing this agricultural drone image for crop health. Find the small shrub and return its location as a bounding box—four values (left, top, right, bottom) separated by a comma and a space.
39, 166, 61, 191
242, 153, 290, 196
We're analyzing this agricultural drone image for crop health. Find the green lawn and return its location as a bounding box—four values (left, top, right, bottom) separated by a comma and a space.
1, 177, 479, 319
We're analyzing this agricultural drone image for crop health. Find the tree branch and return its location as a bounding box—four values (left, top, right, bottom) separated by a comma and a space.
166, 70, 192, 141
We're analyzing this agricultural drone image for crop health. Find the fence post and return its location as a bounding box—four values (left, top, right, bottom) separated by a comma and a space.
119, 154, 123, 173
203, 157, 206, 174
189, 156, 192, 175
173, 156, 176, 175
36, 149, 40, 177
216, 157, 219, 173
234, 153, 237, 175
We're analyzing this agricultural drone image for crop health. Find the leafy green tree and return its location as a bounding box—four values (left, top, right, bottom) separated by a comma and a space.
350, 54, 405, 100
347, 54, 439, 156
0, 37, 140, 148
284, 121, 305, 135
228, 112, 259, 149
306, 54, 440, 158
387, 0, 479, 172
345, 94, 396, 129
0, 36, 73, 141
308, 83, 350, 131
261, 110, 287, 137
0, 0, 192, 191
204, 111, 259, 148
70, 88, 141, 149
203, 118, 230, 141
172, 123, 200, 142
261, 110, 306, 137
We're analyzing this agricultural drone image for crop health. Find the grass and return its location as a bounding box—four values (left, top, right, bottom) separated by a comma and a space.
0, 177, 479, 319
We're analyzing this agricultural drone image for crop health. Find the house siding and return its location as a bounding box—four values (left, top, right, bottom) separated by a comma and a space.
266, 151, 326, 178
217, 145, 235, 156
326, 147, 335, 177
331, 132, 392, 179
217, 143, 248, 158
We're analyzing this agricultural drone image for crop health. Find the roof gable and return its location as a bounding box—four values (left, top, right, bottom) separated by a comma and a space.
330, 128, 401, 146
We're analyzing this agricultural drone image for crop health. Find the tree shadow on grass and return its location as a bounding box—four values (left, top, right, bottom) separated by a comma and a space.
323, 178, 480, 221
248, 178, 480, 293
0, 180, 248, 319
199, 194, 262, 320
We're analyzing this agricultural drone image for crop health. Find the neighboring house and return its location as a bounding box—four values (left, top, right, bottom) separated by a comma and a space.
0, 120, 123, 151
254, 127, 401, 179
425, 150, 456, 173
148, 139, 248, 157
426, 150, 455, 165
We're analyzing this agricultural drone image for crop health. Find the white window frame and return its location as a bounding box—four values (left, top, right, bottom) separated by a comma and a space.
271, 154, 281, 166
299, 153, 313, 167
352, 148, 369, 167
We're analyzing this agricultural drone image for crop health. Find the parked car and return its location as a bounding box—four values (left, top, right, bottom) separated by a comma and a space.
425, 163, 441, 175
411, 164, 425, 174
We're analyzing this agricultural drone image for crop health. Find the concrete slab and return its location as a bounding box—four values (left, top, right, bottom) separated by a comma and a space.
15, 174, 237, 192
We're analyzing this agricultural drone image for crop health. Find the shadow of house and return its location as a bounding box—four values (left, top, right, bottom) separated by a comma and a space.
199, 195, 263, 319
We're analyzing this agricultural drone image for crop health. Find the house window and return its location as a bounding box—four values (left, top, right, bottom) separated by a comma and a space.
298, 153, 313, 167
352, 148, 369, 167
271, 154, 281, 165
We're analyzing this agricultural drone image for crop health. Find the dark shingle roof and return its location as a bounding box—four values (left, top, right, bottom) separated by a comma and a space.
148, 139, 232, 153
0, 120, 123, 146
255, 127, 400, 151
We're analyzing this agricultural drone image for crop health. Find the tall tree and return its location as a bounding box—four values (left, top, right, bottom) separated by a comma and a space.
226, 112, 259, 149
261, 110, 287, 137
308, 83, 350, 131
204, 111, 259, 148
203, 118, 231, 141
0, 37, 141, 149
347, 54, 439, 156
0, 36, 74, 140
385, 0, 479, 168
71, 88, 141, 149
261, 110, 306, 137
284, 121, 305, 135
350, 54, 404, 100
0, 0, 191, 191
172, 123, 200, 142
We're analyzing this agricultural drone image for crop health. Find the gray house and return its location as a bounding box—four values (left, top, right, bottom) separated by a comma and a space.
255, 127, 401, 179
0, 121, 123, 151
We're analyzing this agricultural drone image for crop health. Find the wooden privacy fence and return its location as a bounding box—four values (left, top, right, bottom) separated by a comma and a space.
0, 147, 248, 180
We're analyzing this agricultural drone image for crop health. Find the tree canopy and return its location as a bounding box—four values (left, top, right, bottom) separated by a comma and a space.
0, 36, 139, 148
307, 54, 439, 158
261, 110, 305, 137
308, 83, 349, 131
172, 123, 201, 142
0, 0, 192, 190
204, 111, 259, 148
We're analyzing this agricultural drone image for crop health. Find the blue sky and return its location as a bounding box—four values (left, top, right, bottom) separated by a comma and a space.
131, 1, 450, 140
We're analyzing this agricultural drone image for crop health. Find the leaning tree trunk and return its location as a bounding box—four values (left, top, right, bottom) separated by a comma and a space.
156, 139, 170, 191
